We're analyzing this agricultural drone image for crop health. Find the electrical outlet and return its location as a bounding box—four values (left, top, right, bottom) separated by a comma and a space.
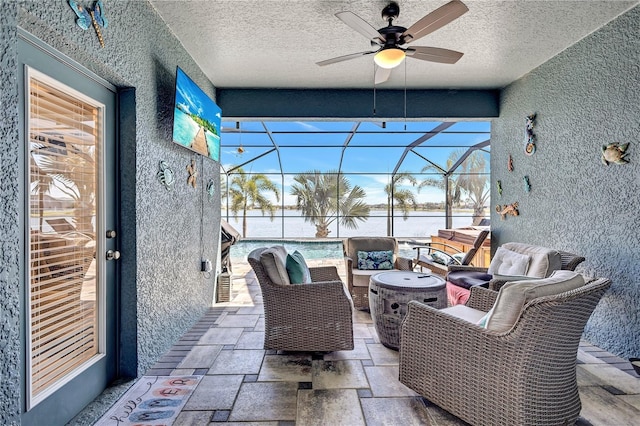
201, 259, 212, 272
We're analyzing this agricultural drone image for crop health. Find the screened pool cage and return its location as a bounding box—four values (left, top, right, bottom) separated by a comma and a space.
220, 120, 490, 241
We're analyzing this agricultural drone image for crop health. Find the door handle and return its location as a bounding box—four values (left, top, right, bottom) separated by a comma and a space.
106, 250, 121, 261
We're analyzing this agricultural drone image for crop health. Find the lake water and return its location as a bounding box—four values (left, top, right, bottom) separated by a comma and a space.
223, 209, 478, 239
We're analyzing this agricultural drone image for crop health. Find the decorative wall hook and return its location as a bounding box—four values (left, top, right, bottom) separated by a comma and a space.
68, 0, 108, 48
601, 142, 630, 165
524, 113, 536, 155
157, 161, 175, 191
523, 175, 531, 192
496, 180, 503, 196
507, 154, 514, 172
187, 159, 198, 188
496, 202, 519, 220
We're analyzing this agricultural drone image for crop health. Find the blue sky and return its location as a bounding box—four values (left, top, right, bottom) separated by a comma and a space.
220, 121, 490, 205
174, 67, 221, 127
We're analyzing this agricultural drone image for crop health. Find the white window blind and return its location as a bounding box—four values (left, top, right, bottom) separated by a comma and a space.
28, 75, 100, 399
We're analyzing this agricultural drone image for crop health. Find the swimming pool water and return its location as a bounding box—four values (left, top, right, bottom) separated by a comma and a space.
230, 239, 417, 261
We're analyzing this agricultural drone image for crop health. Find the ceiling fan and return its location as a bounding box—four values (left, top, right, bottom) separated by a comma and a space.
317, 0, 468, 85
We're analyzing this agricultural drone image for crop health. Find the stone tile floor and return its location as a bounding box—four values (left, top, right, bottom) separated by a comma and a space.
85, 259, 640, 425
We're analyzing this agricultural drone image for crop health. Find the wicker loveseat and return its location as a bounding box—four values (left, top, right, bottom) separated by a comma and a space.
248, 246, 354, 352
399, 274, 611, 426
343, 237, 413, 309
446, 242, 585, 305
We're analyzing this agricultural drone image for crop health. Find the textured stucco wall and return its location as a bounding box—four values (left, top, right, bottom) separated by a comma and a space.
492, 6, 640, 358
1, 0, 220, 421
0, 2, 22, 424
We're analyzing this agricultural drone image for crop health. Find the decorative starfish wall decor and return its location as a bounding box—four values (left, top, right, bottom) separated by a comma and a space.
187, 159, 198, 188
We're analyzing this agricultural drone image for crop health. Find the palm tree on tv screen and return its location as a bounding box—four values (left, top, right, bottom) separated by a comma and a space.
228, 167, 280, 237
291, 170, 370, 238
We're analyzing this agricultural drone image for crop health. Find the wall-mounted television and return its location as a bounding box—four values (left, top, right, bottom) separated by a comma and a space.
172, 66, 221, 161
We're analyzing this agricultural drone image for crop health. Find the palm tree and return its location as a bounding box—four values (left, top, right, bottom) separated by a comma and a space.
384, 172, 418, 236
419, 150, 489, 226
228, 167, 280, 237
455, 152, 490, 224
291, 170, 370, 238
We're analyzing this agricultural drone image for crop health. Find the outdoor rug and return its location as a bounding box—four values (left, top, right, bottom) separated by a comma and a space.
95, 376, 202, 425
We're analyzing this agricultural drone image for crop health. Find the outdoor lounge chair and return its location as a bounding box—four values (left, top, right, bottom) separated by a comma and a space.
413, 229, 489, 276
399, 274, 611, 426
248, 246, 354, 352
343, 237, 413, 310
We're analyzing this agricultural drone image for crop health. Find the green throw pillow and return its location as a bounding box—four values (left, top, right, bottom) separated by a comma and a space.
357, 250, 394, 270
286, 250, 311, 284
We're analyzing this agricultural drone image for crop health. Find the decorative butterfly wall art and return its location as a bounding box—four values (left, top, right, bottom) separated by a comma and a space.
68, 0, 108, 48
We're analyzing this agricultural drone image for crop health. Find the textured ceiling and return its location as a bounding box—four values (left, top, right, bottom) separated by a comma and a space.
149, 0, 638, 90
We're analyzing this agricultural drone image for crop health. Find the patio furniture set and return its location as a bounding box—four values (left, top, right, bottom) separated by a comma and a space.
247, 236, 609, 426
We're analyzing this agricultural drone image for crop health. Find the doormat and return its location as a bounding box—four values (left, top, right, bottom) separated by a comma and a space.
95, 375, 202, 425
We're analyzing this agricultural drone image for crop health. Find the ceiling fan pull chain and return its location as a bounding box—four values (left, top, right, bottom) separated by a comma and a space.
373, 63, 377, 116
404, 60, 407, 130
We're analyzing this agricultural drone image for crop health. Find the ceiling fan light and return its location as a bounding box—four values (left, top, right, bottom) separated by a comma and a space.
374, 48, 405, 69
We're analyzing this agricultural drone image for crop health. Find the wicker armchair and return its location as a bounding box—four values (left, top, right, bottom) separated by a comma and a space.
399, 278, 611, 426
247, 247, 354, 352
343, 237, 413, 309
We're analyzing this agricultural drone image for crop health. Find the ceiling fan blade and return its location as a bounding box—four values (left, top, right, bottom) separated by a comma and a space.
336, 11, 385, 42
401, 0, 468, 44
375, 66, 392, 85
316, 51, 376, 67
406, 46, 464, 64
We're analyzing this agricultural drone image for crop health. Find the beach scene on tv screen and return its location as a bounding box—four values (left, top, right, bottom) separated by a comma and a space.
172, 68, 221, 161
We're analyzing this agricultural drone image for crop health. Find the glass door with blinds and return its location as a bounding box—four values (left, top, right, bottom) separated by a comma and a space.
28, 68, 103, 402
19, 33, 117, 424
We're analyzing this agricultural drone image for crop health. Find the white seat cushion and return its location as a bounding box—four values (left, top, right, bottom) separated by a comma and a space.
440, 305, 487, 324
485, 270, 585, 332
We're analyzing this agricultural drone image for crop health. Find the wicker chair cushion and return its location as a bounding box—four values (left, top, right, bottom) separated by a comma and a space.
485, 270, 585, 332
422, 251, 465, 266
345, 237, 397, 260
352, 269, 384, 287
260, 245, 291, 285
446, 281, 473, 306
487, 247, 531, 276
286, 250, 311, 284
440, 305, 487, 323
357, 250, 394, 270
447, 271, 493, 289
501, 242, 562, 278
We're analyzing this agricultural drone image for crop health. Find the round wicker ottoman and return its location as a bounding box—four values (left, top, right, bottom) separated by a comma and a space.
369, 271, 446, 350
